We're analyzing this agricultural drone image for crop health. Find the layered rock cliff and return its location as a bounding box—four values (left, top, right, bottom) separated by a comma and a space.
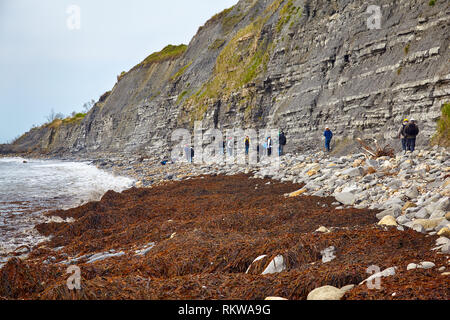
5, 0, 450, 157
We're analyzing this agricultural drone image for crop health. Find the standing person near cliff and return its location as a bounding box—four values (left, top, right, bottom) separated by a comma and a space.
405, 119, 419, 152
184, 144, 192, 163
324, 127, 333, 152
397, 119, 409, 153
227, 137, 233, 157
244, 136, 250, 155
267, 136, 272, 156
279, 130, 286, 156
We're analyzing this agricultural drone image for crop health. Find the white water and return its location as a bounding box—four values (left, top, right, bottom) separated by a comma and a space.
0, 157, 134, 267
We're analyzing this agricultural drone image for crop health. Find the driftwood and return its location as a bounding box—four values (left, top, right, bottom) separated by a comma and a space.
356, 138, 395, 158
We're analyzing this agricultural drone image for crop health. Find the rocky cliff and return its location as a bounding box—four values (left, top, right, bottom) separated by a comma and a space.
5, 0, 450, 158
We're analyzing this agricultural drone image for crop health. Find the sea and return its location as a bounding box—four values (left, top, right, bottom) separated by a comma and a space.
0, 157, 134, 267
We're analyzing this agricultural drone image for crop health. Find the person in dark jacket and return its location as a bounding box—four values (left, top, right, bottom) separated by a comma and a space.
279, 130, 286, 156
397, 119, 409, 152
324, 127, 333, 152
404, 119, 419, 152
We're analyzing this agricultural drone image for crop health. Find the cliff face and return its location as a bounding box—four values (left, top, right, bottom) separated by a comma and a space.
6, 0, 450, 157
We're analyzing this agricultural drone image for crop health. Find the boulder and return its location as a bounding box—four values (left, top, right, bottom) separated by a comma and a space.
366, 159, 378, 168
412, 223, 426, 233
420, 262, 435, 269
307, 286, 345, 300
429, 210, 447, 219
383, 197, 404, 208
396, 215, 411, 225
406, 186, 419, 199
407, 263, 418, 270
412, 218, 445, 230
435, 220, 449, 232
414, 208, 429, 219
437, 227, 450, 237
316, 226, 331, 233
288, 188, 307, 197
425, 197, 449, 214
378, 215, 398, 227
376, 206, 402, 220
402, 202, 417, 212
341, 167, 363, 177
335, 192, 356, 206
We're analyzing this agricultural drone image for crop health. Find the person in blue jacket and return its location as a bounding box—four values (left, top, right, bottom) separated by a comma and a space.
324, 127, 333, 152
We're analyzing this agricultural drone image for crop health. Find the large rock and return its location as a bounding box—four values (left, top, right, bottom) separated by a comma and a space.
378, 215, 398, 227
383, 197, 405, 209
429, 210, 447, 220
397, 215, 411, 225
288, 188, 307, 197
402, 201, 417, 212
437, 227, 450, 237
307, 286, 345, 300
406, 186, 419, 199
341, 167, 363, 177
412, 218, 445, 230
414, 208, 429, 219
376, 206, 402, 220
335, 192, 356, 206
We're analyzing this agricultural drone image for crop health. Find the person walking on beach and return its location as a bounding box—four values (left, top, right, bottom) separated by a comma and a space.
397, 119, 409, 153
404, 119, 419, 152
324, 127, 333, 152
279, 130, 286, 156
244, 136, 250, 155
267, 136, 272, 156
184, 145, 192, 163
227, 137, 233, 157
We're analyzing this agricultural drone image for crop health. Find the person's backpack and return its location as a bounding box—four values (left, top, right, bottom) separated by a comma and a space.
405, 124, 419, 137
400, 125, 407, 137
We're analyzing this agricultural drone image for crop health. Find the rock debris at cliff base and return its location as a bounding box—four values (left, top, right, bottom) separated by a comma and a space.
0, 174, 448, 300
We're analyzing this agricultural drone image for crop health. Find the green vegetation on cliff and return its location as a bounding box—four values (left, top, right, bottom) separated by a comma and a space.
183, 0, 291, 123
171, 61, 193, 81
63, 113, 87, 124
139, 44, 187, 68
431, 102, 450, 147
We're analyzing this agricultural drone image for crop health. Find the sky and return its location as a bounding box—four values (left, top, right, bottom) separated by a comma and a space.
0, 0, 238, 143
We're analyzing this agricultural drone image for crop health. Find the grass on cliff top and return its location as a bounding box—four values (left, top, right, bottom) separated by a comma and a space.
431, 102, 450, 147
139, 44, 187, 67
43, 113, 87, 130
62, 113, 86, 124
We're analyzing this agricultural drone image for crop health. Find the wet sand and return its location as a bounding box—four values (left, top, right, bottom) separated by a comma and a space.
0, 174, 448, 300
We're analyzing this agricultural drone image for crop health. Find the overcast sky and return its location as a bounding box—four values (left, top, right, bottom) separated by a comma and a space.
0, 0, 238, 143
